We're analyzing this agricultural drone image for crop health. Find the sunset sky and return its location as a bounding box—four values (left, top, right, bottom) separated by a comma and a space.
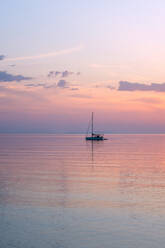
1, 0, 165, 133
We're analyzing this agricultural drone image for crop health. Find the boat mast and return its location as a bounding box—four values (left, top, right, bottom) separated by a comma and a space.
92, 112, 94, 136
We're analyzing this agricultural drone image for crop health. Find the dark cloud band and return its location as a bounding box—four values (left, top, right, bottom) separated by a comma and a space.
118, 81, 165, 92
0, 55, 5, 61
0, 71, 32, 82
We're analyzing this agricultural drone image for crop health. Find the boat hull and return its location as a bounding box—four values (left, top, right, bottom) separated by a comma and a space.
86, 136, 105, 141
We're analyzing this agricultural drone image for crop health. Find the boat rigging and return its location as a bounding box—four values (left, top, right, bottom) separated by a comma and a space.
85, 112, 107, 140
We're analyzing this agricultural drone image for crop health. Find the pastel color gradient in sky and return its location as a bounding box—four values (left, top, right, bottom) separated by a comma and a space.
1, 0, 165, 133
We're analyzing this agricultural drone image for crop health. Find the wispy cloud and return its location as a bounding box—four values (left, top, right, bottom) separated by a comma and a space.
26, 83, 57, 89
70, 88, 79, 91
69, 93, 92, 98
118, 81, 165, 92
90, 64, 113, 68
6, 45, 83, 62
0, 55, 5, 61
26, 83, 45, 88
26, 80, 69, 89
0, 85, 23, 94
48, 71, 61, 77
0, 85, 36, 98
107, 85, 116, 90
48, 70, 80, 78
89, 64, 129, 69
62, 71, 74, 77
131, 97, 162, 104
9, 64, 16, 67
0, 71, 32, 82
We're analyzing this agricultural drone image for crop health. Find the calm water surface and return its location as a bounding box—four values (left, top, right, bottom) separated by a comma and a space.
0, 134, 165, 248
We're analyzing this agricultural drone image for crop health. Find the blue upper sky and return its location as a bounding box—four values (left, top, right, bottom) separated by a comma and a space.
1, 0, 165, 82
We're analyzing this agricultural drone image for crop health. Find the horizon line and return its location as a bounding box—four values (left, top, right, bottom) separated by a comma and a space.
1, 132, 165, 135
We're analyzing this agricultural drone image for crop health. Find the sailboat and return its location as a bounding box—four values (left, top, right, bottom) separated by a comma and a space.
85, 112, 107, 140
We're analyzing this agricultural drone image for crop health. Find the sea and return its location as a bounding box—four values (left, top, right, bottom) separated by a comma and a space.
0, 134, 165, 248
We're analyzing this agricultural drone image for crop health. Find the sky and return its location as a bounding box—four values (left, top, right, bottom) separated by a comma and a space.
1, 0, 165, 133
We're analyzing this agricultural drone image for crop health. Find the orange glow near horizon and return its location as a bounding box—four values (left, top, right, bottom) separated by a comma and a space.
1, 81, 165, 133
